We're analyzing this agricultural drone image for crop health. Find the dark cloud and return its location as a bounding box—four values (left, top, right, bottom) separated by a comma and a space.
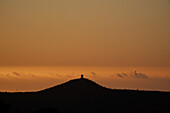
13, 72, 21, 76
117, 74, 124, 78
115, 70, 149, 79
131, 70, 149, 79
122, 73, 128, 77
1, 72, 36, 77
91, 72, 97, 76
13, 72, 36, 77
116, 73, 128, 78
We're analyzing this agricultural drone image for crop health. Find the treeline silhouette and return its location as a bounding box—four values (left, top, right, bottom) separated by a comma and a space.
0, 77, 170, 113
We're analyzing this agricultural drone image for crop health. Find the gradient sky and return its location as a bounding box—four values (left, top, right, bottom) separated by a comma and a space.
0, 0, 170, 67
1, 0, 170, 92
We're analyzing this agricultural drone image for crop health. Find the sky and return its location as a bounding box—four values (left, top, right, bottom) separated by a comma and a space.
0, 0, 170, 92
0, 0, 170, 67
0, 66, 170, 92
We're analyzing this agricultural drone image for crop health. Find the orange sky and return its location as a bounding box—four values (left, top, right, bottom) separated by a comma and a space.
0, 66, 170, 92
0, 0, 170, 67
0, 0, 170, 92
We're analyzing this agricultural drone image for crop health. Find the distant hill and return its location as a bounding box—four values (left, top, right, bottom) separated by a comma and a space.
0, 76, 170, 113
38, 77, 109, 99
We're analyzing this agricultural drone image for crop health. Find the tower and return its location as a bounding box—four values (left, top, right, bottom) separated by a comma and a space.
81, 74, 84, 79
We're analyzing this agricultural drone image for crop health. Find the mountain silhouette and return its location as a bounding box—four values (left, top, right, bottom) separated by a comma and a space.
38, 77, 108, 98
0, 75, 170, 113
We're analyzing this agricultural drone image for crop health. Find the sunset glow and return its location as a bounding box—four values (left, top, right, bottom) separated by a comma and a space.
0, 66, 170, 92
0, 0, 170, 92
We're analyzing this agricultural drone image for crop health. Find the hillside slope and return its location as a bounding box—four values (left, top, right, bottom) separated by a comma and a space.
0, 77, 170, 113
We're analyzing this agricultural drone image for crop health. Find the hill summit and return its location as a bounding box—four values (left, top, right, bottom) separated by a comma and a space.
1, 74, 170, 113
38, 75, 108, 98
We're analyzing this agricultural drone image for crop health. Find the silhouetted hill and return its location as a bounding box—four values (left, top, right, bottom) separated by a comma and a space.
40, 78, 107, 92
38, 78, 109, 99
0, 77, 170, 113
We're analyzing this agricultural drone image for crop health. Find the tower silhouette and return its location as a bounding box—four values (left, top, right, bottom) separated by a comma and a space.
81, 74, 84, 79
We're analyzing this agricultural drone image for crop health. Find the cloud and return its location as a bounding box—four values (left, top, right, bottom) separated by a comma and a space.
55, 74, 62, 77
115, 70, 149, 79
91, 72, 97, 76
13, 72, 21, 76
27, 73, 36, 77
66, 74, 72, 78
49, 73, 55, 76
0, 72, 36, 78
6, 73, 11, 77
49, 73, 62, 77
13, 72, 36, 77
131, 70, 149, 79
122, 73, 128, 77
116, 73, 128, 78
117, 73, 124, 78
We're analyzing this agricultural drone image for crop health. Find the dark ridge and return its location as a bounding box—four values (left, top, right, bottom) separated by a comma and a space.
1, 75, 169, 94
0, 76, 170, 113
39, 78, 108, 93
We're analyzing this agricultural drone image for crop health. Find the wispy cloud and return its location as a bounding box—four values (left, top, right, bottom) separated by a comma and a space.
91, 72, 97, 76
27, 73, 36, 77
66, 74, 72, 78
13, 72, 21, 76
6, 73, 11, 77
0, 72, 36, 78
122, 73, 128, 77
131, 70, 149, 79
117, 73, 124, 78
49, 73, 62, 77
114, 70, 149, 79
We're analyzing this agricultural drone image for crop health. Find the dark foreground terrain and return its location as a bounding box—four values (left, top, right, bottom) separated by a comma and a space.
0, 77, 170, 113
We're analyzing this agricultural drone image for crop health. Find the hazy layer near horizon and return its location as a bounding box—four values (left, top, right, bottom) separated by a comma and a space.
0, 66, 170, 92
